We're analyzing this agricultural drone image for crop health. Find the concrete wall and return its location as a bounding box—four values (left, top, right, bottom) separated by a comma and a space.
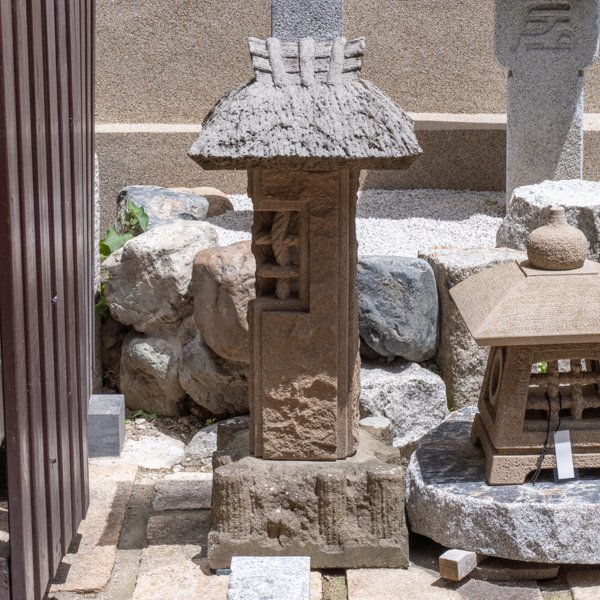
96, 1, 600, 231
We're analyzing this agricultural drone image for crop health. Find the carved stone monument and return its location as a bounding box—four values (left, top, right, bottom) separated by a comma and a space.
495, 0, 600, 202
189, 1, 421, 567
451, 207, 600, 484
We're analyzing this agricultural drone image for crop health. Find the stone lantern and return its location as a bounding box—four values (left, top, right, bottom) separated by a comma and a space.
188, 7, 421, 568
451, 207, 600, 485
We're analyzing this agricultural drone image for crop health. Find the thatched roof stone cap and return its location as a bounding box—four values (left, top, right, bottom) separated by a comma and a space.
189, 36, 422, 170
450, 259, 600, 347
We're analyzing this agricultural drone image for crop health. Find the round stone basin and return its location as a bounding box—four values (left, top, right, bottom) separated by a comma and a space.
406, 407, 600, 564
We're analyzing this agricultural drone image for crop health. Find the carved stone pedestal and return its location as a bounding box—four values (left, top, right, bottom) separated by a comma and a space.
208, 427, 408, 569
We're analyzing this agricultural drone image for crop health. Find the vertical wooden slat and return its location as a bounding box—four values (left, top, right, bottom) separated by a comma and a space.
28, 0, 62, 575
0, 4, 36, 598
46, 0, 75, 558
65, 0, 86, 528
13, 0, 50, 595
0, 0, 94, 596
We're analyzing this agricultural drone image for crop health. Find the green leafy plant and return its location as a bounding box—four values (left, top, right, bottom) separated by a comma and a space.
536, 362, 548, 374
96, 201, 149, 319
99, 201, 149, 261
130, 409, 159, 422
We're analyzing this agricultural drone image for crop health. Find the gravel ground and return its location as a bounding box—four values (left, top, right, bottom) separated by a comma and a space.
207, 189, 505, 256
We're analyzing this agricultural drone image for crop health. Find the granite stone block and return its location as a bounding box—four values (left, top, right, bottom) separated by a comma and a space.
87, 394, 125, 458
228, 556, 310, 600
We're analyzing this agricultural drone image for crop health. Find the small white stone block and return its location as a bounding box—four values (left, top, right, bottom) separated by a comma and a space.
228, 556, 310, 600
439, 549, 479, 581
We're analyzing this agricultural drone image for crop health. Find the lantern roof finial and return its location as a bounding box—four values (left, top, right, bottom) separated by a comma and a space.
526, 206, 589, 271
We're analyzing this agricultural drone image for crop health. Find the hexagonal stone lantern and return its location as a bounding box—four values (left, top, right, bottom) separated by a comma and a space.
451, 207, 600, 485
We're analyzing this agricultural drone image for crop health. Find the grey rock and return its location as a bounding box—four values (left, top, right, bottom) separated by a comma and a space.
228, 556, 310, 600
88, 394, 125, 458
104, 221, 217, 332
356, 256, 438, 361
185, 422, 218, 467
186, 415, 251, 466
420, 247, 525, 409
360, 362, 447, 451
358, 416, 393, 446
119, 325, 186, 417
153, 472, 213, 511
271, 0, 343, 42
170, 186, 234, 218
192, 240, 255, 363
178, 318, 249, 415
406, 407, 600, 564
497, 179, 600, 260
117, 185, 209, 230
495, 1, 600, 202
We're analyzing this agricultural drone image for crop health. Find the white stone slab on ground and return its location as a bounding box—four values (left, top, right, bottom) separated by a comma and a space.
119, 431, 185, 469
228, 556, 311, 600
48, 461, 138, 593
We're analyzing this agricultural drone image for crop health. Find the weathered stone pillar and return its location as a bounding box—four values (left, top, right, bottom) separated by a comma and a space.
495, 0, 600, 203
248, 168, 360, 460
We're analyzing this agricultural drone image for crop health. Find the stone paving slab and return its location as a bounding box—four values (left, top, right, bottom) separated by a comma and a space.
309, 572, 322, 600
132, 545, 229, 600
146, 511, 210, 546
347, 565, 462, 600
152, 472, 212, 511
48, 461, 138, 593
458, 579, 543, 600
566, 571, 600, 600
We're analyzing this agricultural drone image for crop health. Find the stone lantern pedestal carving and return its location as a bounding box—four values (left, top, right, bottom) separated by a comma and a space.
189, 33, 421, 567
451, 207, 600, 485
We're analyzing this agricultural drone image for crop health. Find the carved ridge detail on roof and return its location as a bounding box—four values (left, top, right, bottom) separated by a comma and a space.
249, 36, 365, 85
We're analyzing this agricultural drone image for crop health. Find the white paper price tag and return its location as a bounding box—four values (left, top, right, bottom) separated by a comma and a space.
554, 429, 575, 481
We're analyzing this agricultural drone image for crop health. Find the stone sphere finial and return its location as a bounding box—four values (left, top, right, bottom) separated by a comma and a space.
526, 206, 588, 270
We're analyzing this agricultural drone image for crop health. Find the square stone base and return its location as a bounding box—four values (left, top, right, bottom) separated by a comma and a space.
88, 394, 125, 458
208, 429, 408, 570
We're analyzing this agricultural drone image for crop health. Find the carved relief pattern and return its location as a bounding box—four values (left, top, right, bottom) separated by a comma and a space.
520, 2, 574, 51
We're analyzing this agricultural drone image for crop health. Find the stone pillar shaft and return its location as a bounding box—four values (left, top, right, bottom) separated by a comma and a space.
248, 167, 360, 460
495, 0, 600, 202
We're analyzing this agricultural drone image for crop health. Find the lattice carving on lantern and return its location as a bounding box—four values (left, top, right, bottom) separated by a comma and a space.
253, 209, 306, 303
525, 359, 600, 429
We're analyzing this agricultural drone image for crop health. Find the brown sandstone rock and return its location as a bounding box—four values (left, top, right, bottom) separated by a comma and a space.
192, 241, 255, 363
